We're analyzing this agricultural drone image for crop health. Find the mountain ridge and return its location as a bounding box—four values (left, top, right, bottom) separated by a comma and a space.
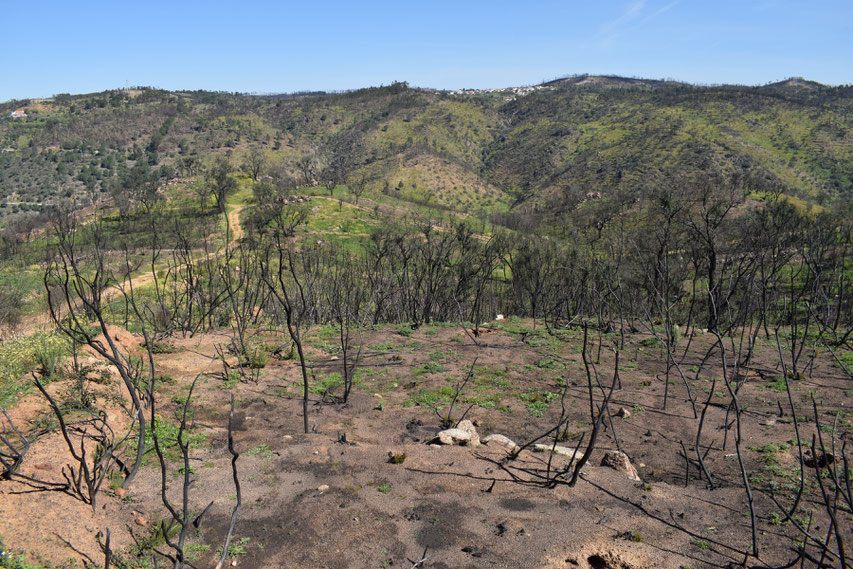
1, 76, 851, 228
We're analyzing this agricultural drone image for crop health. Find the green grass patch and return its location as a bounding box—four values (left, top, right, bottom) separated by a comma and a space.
0, 332, 67, 408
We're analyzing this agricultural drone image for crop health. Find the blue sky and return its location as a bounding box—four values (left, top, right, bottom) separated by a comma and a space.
1, 0, 850, 102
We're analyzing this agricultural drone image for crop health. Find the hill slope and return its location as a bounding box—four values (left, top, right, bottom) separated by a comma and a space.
1, 77, 851, 227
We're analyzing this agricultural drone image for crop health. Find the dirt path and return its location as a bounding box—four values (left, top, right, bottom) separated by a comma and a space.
226, 205, 245, 242
17, 206, 246, 337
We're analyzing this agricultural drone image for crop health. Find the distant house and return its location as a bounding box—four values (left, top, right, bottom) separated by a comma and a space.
10, 109, 27, 119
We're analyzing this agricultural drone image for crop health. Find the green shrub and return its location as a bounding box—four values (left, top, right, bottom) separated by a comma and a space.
419, 362, 447, 375
241, 343, 269, 369
0, 333, 66, 407
309, 372, 343, 395
33, 335, 66, 380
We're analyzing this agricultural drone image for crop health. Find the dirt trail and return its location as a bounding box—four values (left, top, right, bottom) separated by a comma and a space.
227, 205, 245, 242
17, 206, 246, 337
14, 193, 471, 338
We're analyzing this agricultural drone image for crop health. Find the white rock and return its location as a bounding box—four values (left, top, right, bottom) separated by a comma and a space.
455, 420, 480, 446
433, 420, 480, 447
437, 428, 472, 445
482, 434, 520, 453
533, 444, 580, 457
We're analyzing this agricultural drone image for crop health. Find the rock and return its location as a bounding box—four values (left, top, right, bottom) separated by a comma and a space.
317, 484, 329, 492
762, 417, 777, 426
495, 314, 504, 320
533, 444, 579, 457
436, 428, 474, 445
615, 407, 632, 419
483, 434, 519, 453
456, 420, 481, 446
115, 488, 126, 499
134, 516, 148, 527
431, 420, 480, 447
600, 451, 641, 481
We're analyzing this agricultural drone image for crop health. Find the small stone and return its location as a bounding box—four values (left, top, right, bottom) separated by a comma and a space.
763, 417, 777, 426
615, 407, 632, 419
533, 444, 579, 457
317, 484, 329, 492
115, 488, 126, 499
135, 516, 148, 527
437, 428, 473, 445
231, 560, 237, 567
283, 435, 293, 440
483, 434, 519, 453
600, 450, 641, 481
431, 419, 480, 446
456, 420, 481, 446
373, 393, 383, 398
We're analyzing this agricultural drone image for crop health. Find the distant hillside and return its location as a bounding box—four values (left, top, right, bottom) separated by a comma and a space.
1, 77, 851, 227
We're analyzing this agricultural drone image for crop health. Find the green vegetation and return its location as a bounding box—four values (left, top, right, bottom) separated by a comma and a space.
0, 538, 46, 569
0, 333, 66, 407
2, 79, 851, 235
1, 77, 852, 568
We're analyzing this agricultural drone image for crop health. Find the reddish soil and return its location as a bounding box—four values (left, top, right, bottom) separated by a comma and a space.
1, 321, 850, 568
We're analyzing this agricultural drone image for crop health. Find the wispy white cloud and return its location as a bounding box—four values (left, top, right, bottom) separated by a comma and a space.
585, 0, 680, 48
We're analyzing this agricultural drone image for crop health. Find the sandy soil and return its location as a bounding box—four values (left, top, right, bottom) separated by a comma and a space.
1, 321, 850, 568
